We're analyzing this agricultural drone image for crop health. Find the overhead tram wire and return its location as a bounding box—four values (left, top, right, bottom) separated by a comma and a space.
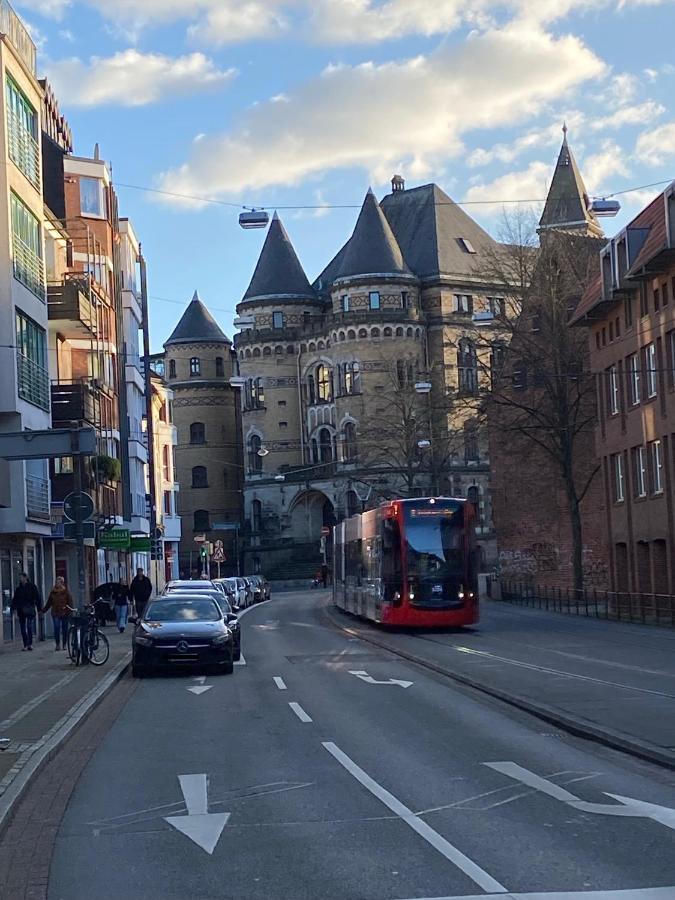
115, 177, 675, 215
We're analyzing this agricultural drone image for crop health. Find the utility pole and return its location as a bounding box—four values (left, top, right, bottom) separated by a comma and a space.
72, 431, 87, 607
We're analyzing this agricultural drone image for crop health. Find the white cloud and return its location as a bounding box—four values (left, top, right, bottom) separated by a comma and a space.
464, 160, 552, 208
307, 0, 467, 44
46, 50, 236, 107
581, 140, 630, 192
635, 121, 675, 165
16, 0, 70, 18
589, 100, 664, 130
157, 24, 605, 202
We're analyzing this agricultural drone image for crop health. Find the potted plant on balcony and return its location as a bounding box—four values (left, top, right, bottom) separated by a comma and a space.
90, 454, 121, 483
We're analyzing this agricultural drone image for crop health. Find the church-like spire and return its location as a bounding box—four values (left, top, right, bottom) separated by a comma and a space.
242, 213, 316, 302
164, 291, 230, 346
539, 125, 603, 238
336, 188, 412, 281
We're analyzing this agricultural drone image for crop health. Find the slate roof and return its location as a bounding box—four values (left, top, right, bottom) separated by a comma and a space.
334, 189, 412, 281
164, 291, 231, 346
242, 213, 316, 302
380, 183, 497, 280
539, 131, 603, 238
626, 191, 668, 276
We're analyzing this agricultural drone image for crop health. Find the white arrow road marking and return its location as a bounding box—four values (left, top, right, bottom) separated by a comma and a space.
323, 742, 506, 894
187, 685, 213, 695
273, 676, 287, 690
401, 888, 675, 900
164, 774, 229, 855
193, 676, 206, 684
234, 653, 246, 666
486, 762, 675, 832
349, 669, 413, 688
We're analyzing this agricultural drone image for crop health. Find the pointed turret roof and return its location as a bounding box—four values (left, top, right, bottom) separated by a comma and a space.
242, 213, 316, 302
335, 189, 413, 281
539, 126, 603, 238
164, 291, 231, 347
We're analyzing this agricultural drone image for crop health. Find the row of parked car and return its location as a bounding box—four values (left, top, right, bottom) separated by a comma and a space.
131, 575, 271, 678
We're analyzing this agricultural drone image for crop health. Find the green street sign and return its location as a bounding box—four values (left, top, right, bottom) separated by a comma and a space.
130, 536, 152, 552
97, 528, 131, 551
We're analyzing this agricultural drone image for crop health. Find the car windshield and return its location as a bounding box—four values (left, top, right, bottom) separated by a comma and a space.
145, 599, 220, 622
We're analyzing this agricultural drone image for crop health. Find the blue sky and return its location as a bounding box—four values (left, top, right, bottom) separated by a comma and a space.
15, 0, 675, 350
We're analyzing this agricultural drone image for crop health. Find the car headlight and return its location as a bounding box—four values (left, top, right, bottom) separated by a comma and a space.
135, 633, 153, 647
212, 633, 232, 646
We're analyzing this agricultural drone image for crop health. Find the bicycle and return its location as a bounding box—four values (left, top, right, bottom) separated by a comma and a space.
66, 605, 110, 667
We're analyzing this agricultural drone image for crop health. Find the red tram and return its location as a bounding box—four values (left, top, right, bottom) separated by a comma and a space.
333, 497, 479, 627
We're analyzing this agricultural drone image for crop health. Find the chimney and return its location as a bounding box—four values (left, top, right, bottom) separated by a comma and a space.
391, 174, 405, 193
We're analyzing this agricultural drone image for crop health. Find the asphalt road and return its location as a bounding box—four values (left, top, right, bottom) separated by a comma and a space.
48, 591, 675, 900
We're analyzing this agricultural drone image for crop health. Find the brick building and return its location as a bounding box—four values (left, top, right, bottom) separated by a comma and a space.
489, 130, 610, 590
571, 182, 675, 595
162, 293, 243, 576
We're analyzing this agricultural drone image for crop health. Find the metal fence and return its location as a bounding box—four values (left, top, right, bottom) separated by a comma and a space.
498, 579, 675, 628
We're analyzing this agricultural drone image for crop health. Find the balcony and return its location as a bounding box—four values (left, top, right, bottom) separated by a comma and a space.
17, 352, 50, 411
47, 276, 95, 337
13, 237, 45, 301
51, 381, 97, 425
26, 476, 49, 522
0, 1, 36, 74
7, 109, 40, 189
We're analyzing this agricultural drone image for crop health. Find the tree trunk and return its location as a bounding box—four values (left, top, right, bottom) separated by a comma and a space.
562, 462, 584, 593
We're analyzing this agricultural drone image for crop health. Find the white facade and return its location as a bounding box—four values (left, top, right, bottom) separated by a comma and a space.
118, 219, 150, 576
0, 11, 53, 626
151, 375, 180, 591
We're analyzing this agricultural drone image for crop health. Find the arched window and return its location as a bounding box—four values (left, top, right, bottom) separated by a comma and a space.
457, 339, 478, 396
169, 359, 176, 379
263, 346, 272, 356
215, 357, 224, 376
317, 365, 333, 402
344, 361, 360, 396
252, 499, 262, 532
192, 465, 208, 488
371, 327, 380, 338
347, 329, 356, 340
249, 434, 263, 473
346, 490, 359, 518
194, 509, 210, 532
343, 422, 357, 462
190, 357, 200, 376
190, 422, 206, 445
318, 427, 333, 464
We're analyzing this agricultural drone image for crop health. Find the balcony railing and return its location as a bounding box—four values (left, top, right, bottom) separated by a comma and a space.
51, 381, 97, 425
13, 236, 45, 300
17, 352, 50, 411
0, 1, 36, 74
47, 276, 95, 334
26, 475, 49, 521
7, 110, 40, 189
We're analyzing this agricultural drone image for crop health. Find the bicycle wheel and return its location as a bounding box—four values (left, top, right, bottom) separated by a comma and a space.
66, 626, 80, 665
87, 628, 110, 666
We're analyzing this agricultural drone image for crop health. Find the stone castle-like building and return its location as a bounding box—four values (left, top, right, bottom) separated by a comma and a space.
235, 177, 510, 579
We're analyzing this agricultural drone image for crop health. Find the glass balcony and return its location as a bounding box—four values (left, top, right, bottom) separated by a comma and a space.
7, 109, 40, 189
17, 351, 50, 411
13, 236, 45, 300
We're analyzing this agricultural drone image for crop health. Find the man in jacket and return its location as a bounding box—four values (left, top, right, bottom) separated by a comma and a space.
41, 576, 72, 650
130, 568, 152, 620
11, 573, 42, 651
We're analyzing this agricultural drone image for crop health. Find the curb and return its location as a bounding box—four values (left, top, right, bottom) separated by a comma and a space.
0, 651, 132, 839
323, 604, 675, 773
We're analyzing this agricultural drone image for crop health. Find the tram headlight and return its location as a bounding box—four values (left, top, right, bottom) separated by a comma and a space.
409, 591, 415, 600
458, 591, 465, 599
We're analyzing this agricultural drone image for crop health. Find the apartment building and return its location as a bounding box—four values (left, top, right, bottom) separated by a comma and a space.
150, 369, 181, 590
571, 182, 675, 595
0, 5, 53, 628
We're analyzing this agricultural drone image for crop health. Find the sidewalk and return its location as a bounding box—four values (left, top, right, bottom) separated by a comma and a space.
0, 626, 131, 830
326, 597, 675, 769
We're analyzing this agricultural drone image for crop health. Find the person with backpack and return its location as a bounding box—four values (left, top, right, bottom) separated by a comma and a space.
11, 573, 42, 651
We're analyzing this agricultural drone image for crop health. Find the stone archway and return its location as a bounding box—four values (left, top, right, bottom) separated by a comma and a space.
289, 490, 334, 543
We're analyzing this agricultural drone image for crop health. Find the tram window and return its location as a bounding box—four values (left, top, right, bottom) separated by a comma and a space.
382, 518, 402, 602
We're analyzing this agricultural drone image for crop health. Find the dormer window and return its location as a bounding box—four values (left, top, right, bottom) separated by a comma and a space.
457, 238, 476, 254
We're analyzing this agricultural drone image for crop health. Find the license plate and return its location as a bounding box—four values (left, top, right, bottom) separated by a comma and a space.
432, 584, 443, 594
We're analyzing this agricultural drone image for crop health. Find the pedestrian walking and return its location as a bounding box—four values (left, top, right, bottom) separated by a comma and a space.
112, 578, 130, 633
10, 573, 42, 651
92, 582, 114, 627
130, 568, 152, 621
41, 576, 72, 651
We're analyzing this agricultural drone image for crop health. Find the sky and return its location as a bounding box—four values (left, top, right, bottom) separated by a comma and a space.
14, 0, 675, 351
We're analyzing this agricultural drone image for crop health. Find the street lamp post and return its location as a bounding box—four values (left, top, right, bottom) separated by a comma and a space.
414, 381, 440, 495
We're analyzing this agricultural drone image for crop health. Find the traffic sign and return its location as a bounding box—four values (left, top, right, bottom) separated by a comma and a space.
212, 539, 225, 563
63, 491, 94, 523
194, 533, 206, 543
64, 521, 96, 541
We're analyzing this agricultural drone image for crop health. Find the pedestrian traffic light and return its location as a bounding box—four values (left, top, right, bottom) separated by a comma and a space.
200, 545, 208, 559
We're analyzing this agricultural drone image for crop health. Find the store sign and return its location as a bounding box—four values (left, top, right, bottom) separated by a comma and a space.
130, 536, 152, 552
97, 528, 131, 550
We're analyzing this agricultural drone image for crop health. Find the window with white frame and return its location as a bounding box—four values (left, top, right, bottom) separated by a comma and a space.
342, 295, 349, 312
453, 294, 473, 314
11, 192, 44, 300
645, 343, 657, 397
607, 365, 619, 415
79, 176, 106, 218
650, 440, 663, 493
487, 297, 506, 317
369, 291, 380, 310
612, 453, 624, 502
272, 311, 284, 329
6, 76, 39, 188
633, 446, 647, 498
628, 353, 640, 405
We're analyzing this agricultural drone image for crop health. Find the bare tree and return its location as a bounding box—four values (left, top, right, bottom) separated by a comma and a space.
476, 217, 604, 591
